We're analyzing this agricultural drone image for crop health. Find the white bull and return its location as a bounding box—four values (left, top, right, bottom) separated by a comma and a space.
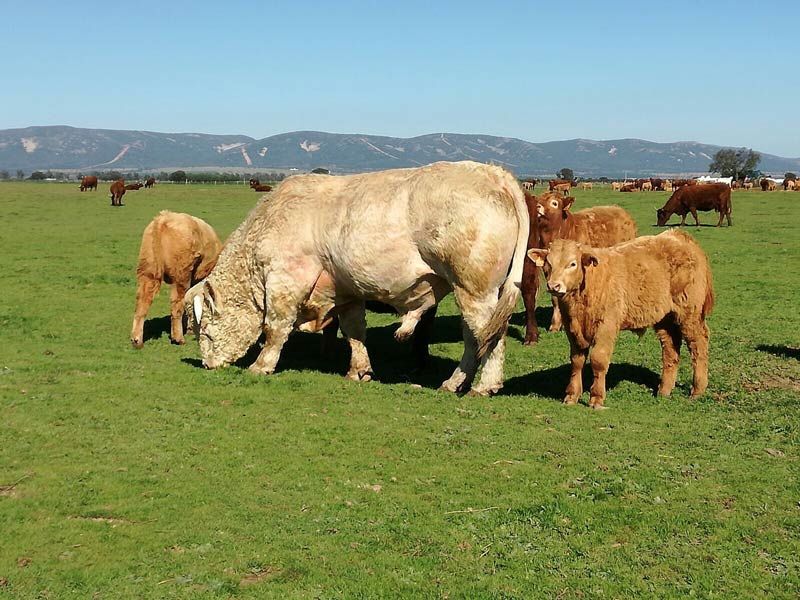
185, 161, 529, 395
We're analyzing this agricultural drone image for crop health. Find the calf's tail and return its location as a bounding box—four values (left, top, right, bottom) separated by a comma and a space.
476, 176, 530, 359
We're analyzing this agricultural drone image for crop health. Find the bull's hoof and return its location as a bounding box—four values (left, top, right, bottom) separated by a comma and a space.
523, 335, 539, 346
467, 386, 500, 397
170, 338, 185, 346
346, 369, 374, 382
589, 396, 607, 410
248, 364, 274, 376
393, 328, 413, 343
131, 339, 144, 350
657, 387, 673, 397
548, 325, 562, 333
562, 395, 579, 405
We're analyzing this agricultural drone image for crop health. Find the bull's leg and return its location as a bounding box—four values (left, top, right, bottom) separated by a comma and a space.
588, 331, 618, 409
470, 332, 507, 396
564, 334, 587, 405
130, 276, 162, 348
679, 213, 686, 226
549, 296, 563, 332
726, 209, 733, 226
169, 283, 188, 345
248, 311, 297, 375
521, 257, 540, 345
440, 318, 479, 393
690, 207, 700, 227
337, 301, 374, 381
716, 209, 724, 227
654, 319, 682, 397
681, 317, 710, 398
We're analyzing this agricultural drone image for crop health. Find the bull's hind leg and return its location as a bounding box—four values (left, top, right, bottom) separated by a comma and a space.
439, 318, 479, 393
130, 276, 161, 348
681, 317, 710, 398
654, 318, 682, 397
338, 301, 374, 381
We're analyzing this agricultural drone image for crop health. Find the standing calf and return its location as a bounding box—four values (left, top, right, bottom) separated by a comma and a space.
131, 211, 222, 348
528, 230, 714, 409
527, 192, 637, 337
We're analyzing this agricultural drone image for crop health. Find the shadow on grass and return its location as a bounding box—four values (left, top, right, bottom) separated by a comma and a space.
756, 344, 800, 360
651, 223, 727, 229
508, 307, 553, 343
142, 315, 171, 343
503, 362, 661, 400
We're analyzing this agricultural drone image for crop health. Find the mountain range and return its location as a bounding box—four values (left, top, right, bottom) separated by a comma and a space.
1, 125, 797, 177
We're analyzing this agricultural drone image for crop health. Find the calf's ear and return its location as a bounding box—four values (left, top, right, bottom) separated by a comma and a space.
581, 253, 599, 268
562, 196, 576, 212
527, 248, 548, 267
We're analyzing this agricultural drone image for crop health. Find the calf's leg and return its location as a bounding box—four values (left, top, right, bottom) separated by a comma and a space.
681, 317, 710, 398
521, 258, 540, 345
564, 333, 587, 404
169, 283, 188, 345
654, 319, 682, 396
337, 301, 374, 381
130, 276, 162, 348
549, 296, 563, 332
588, 330, 618, 409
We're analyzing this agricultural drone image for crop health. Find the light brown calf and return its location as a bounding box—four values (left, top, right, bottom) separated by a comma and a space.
528, 230, 714, 408
611, 182, 622, 191
579, 182, 593, 190
536, 192, 637, 332
131, 211, 222, 348
641, 181, 653, 191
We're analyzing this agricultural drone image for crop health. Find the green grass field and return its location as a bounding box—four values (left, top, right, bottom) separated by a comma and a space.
1, 181, 798, 598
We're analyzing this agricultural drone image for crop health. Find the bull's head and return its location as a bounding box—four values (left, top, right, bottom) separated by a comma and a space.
527, 239, 598, 297
656, 207, 669, 226
184, 278, 263, 369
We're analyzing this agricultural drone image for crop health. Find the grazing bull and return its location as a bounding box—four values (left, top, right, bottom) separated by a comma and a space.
144, 177, 156, 188
109, 179, 126, 206
80, 175, 98, 191
131, 211, 222, 348
656, 183, 732, 227
533, 192, 637, 334
125, 182, 144, 191
252, 184, 272, 192
184, 161, 529, 396
527, 230, 714, 408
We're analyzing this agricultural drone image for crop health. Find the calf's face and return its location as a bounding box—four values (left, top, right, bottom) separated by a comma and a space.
537, 194, 575, 229
527, 239, 598, 297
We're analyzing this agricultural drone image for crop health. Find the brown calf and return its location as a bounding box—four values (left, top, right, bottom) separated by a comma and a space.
528, 230, 714, 408
534, 192, 637, 333
520, 191, 542, 344
131, 211, 222, 348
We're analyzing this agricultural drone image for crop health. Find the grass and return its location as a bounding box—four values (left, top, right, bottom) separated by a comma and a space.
0, 180, 798, 598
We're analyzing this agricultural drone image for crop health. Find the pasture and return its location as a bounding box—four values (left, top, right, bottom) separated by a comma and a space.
1, 181, 798, 598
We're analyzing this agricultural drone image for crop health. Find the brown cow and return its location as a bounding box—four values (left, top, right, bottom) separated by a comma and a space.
549, 179, 572, 191
252, 184, 272, 192
671, 179, 696, 190
79, 175, 98, 191
130, 211, 222, 348
611, 182, 623, 191
620, 184, 638, 192
641, 181, 653, 191
249, 178, 260, 187
125, 182, 144, 191
783, 179, 795, 191
521, 179, 537, 191
110, 179, 126, 206
650, 178, 665, 191
742, 181, 753, 190
520, 191, 542, 344
579, 182, 593, 190
527, 229, 714, 408
656, 183, 732, 227
144, 177, 156, 189
534, 192, 637, 333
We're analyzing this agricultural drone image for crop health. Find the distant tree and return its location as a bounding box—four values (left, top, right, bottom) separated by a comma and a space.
29, 171, 47, 180
0, 170, 9, 180
784, 172, 797, 182
557, 167, 574, 181
169, 170, 187, 182
708, 148, 761, 180
16, 170, 24, 179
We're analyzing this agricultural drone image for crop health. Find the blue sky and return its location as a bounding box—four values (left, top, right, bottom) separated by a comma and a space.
2, 1, 798, 155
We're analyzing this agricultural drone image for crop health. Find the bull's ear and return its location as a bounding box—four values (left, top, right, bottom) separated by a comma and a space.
581, 253, 599, 268
536, 202, 545, 217
527, 248, 548, 267
205, 280, 220, 315
563, 196, 576, 212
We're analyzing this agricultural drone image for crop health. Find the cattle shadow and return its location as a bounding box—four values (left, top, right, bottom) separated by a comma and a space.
507, 307, 553, 343
142, 316, 172, 343
651, 223, 724, 229
502, 362, 661, 400
756, 344, 800, 360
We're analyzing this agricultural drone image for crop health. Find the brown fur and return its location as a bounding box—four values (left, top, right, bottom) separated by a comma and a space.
130, 211, 222, 348
124, 182, 143, 190
529, 192, 637, 335
520, 191, 542, 344
657, 183, 732, 227
252, 184, 272, 192
109, 179, 126, 206
528, 229, 714, 408
144, 177, 156, 188
80, 175, 98, 191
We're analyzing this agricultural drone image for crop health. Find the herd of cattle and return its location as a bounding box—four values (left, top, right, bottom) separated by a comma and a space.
111, 161, 730, 408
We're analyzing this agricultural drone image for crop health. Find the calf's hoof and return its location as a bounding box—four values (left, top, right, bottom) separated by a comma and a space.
248, 364, 274, 376
548, 325, 562, 333
562, 394, 580, 405
589, 396, 607, 410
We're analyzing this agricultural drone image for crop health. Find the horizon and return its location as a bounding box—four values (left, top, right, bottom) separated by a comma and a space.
3, 1, 798, 156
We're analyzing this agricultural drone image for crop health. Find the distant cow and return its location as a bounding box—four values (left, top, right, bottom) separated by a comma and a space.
125, 182, 144, 191
743, 181, 753, 190
760, 179, 777, 191
532, 192, 637, 334
79, 175, 98, 191
641, 181, 653, 191
549, 179, 572, 191
784, 179, 795, 191
521, 179, 537, 191
620, 184, 637, 192
249, 178, 260, 187
611, 182, 623, 191
130, 211, 223, 349
579, 182, 593, 190
663, 180, 673, 192
671, 179, 696, 190
527, 229, 714, 408
110, 179, 126, 206
144, 177, 156, 189
657, 183, 732, 227
650, 178, 665, 191
253, 184, 272, 192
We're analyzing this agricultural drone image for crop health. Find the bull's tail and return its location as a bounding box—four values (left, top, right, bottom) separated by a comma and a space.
476, 175, 530, 359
